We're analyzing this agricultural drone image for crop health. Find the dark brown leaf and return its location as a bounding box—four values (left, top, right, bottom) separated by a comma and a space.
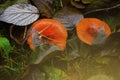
31, 0, 54, 18
62, 0, 70, 7
81, 0, 91, 4
53, 7, 84, 30
71, 0, 86, 9
62, 0, 86, 8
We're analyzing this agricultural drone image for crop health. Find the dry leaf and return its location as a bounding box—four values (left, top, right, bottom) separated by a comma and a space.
82, 0, 91, 4
71, 0, 86, 9
62, 0, 86, 8
0, 3, 39, 26
53, 7, 84, 30
31, 0, 54, 18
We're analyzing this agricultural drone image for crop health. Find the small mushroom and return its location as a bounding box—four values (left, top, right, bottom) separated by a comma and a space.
27, 19, 68, 50
76, 18, 111, 45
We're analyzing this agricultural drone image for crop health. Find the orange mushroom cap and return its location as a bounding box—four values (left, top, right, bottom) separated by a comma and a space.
27, 19, 68, 50
76, 18, 111, 45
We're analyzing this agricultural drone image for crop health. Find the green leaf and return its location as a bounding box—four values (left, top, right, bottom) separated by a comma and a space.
0, 37, 11, 56
44, 66, 68, 80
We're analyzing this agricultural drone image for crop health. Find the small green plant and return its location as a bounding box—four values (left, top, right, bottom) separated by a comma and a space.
0, 37, 11, 57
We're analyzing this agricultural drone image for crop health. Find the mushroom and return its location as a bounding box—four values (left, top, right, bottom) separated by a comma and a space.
27, 19, 68, 50
76, 18, 111, 45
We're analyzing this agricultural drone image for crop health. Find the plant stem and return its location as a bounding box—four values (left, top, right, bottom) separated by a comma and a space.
84, 3, 120, 15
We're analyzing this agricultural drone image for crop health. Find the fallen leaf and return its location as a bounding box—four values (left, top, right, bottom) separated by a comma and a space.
53, 7, 84, 30
0, 0, 28, 14
62, 0, 71, 6
62, 0, 86, 8
0, 3, 39, 26
82, 0, 91, 4
31, 0, 54, 18
71, 0, 86, 9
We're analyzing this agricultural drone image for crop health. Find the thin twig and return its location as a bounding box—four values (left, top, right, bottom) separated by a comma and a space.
23, 26, 27, 39
84, 3, 120, 15
22, 26, 33, 45
10, 25, 22, 45
10, 25, 26, 45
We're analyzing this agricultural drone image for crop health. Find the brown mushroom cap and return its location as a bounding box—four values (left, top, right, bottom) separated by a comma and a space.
76, 18, 111, 45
